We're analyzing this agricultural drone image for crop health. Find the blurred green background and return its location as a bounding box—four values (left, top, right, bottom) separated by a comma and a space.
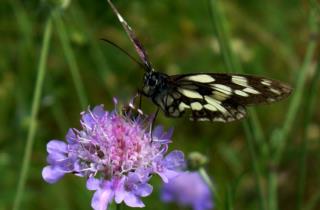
1, 0, 319, 210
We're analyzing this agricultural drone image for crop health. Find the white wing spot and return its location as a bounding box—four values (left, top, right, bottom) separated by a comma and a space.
166, 96, 174, 106
211, 84, 233, 95
172, 92, 181, 99
186, 75, 215, 83
212, 91, 229, 101
236, 113, 245, 119
232, 76, 248, 87
270, 88, 281, 95
170, 109, 180, 117
178, 88, 203, 99
197, 118, 211, 121
204, 104, 218, 111
261, 79, 272, 86
213, 117, 227, 122
267, 97, 276, 102
179, 102, 190, 112
243, 87, 260, 94
190, 102, 203, 111
204, 96, 227, 114
235, 90, 249, 97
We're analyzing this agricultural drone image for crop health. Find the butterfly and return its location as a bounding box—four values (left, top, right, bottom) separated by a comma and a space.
106, 0, 292, 123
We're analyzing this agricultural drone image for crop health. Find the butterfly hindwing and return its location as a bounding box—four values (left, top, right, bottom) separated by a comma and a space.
107, 1, 292, 123
156, 73, 292, 122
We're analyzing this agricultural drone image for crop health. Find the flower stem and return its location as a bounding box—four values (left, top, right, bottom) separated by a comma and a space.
272, 5, 318, 164
297, 63, 320, 210
268, 4, 318, 210
53, 12, 88, 109
268, 171, 278, 210
199, 167, 221, 206
207, 1, 267, 209
13, 16, 53, 210
116, 203, 122, 210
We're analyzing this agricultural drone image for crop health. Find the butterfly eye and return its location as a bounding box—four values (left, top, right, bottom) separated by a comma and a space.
148, 76, 158, 86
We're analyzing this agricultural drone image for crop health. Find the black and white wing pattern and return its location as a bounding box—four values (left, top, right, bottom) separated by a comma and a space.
106, 1, 292, 123
156, 73, 292, 122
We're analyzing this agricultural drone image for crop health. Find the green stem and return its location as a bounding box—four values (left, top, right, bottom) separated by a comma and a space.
116, 203, 122, 210
54, 12, 88, 109
199, 167, 222, 206
268, 171, 278, 210
13, 17, 53, 210
207, 1, 267, 209
207, 0, 265, 148
70, 5, 114, 95
225, 1, 299, 70
243, 122, 267, 210
297, 63, 320, 210
272, 9, 318, 164
225, 184, 234, 210
268, 4, 318, 210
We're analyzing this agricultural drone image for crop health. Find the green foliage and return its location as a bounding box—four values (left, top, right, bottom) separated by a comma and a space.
1, 0, 319, 210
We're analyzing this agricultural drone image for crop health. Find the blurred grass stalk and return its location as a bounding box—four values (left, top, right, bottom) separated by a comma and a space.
13, 17, 53, 210
269, 2, 318, 210
271, 3, 319, 164
207, 0, 267, 209
53, 12, 88, 109
199, 167, 222, 206
70, 5, 114, 95
297, 63, 320, 210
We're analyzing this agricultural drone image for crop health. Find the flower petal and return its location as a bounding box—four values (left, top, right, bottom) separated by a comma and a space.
42, 166, 66, 184
123, 194, 145, 208
152, 126, 174, 143
152, 126, 164, 138
160, 172, 214, 210
47, 153, 67, 165
91, 181, 113, 210
92, 105, 105, 118
157, 168, 179, 183
114, 177, 126, 204
163, 127, 174, 141
161, 187, 174, 202
66, 129, 77, 144
134, 183, 153, 197
81, 106, 105, 130
47, 140, 67, 155
86, 177, 101, 191
163, 150, 186, 171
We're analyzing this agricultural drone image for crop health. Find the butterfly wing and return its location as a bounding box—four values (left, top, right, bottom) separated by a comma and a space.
155, 73, 292, 122
107, 0, 152, 69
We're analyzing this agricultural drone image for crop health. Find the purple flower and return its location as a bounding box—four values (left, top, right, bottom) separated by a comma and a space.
42, 104, 185, 210
161, 172, 214, 210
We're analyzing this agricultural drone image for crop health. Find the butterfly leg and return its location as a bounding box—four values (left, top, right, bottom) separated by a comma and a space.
137, 90, 143, 110
150, 107, 160, 142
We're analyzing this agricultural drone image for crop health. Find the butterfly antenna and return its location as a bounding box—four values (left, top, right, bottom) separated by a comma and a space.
100, 38, 146, 69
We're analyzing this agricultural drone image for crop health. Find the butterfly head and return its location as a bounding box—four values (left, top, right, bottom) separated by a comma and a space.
142, 70, 168, 97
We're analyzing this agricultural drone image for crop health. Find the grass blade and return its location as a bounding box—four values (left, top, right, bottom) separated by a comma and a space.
13, 16, 53, 210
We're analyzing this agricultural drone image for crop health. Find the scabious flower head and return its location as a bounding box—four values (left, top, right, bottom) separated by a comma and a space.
161, 172, 214, 210
42, 103, 185, 210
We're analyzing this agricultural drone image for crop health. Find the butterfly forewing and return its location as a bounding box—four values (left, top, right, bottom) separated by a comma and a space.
158, 73, 292, 122
107, 0, 152, 69
107, 1, 292, 123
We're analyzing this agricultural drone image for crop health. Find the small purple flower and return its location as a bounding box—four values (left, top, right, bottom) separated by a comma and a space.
161, 172, 214, 210
42, 104, 185, 210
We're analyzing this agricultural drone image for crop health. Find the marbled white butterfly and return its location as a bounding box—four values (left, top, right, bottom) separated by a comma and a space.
107, 0, 292, 122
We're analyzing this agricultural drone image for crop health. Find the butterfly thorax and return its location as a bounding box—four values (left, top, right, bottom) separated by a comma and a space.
142, 70, 169, 97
